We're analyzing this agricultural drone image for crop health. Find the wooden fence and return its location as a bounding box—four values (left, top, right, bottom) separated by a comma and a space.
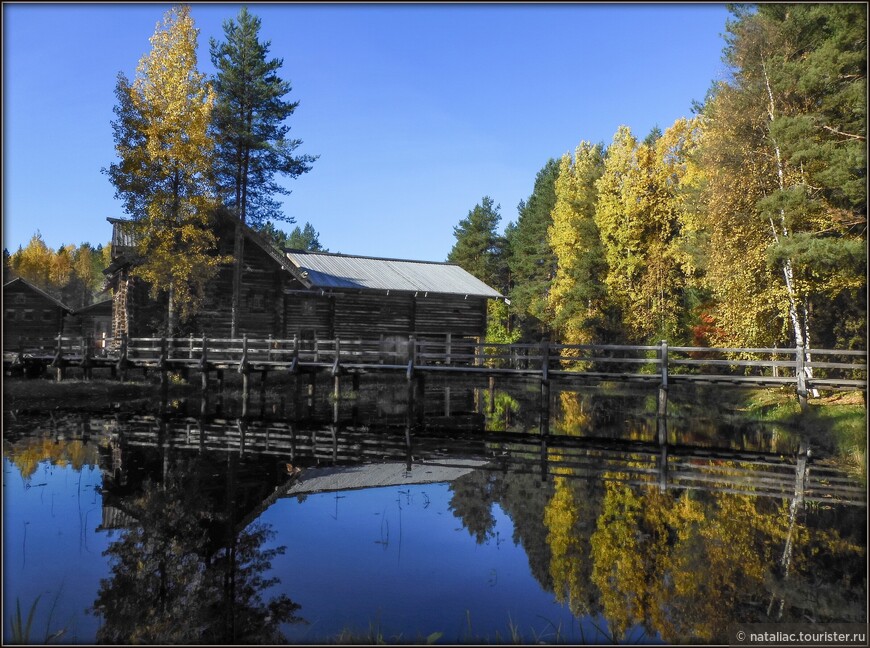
6, 333, 867, 403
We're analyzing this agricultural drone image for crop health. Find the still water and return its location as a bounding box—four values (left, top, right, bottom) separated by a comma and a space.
3, 375, 866, 643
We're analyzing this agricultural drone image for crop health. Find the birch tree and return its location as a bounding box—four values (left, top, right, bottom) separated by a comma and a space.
106, 5, 224, 333
699, 4, 866, 360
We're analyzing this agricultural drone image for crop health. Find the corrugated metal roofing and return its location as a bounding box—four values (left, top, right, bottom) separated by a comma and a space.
284, 251, 502, 298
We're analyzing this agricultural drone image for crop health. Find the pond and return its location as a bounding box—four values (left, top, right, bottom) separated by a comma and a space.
3, 374, 866, 643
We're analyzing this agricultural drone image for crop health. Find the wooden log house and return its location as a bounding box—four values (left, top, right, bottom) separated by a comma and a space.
104, 215, 503, 344
3, 277, 73, 349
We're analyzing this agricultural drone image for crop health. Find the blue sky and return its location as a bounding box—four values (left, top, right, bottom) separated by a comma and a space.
3, 2, 731, 261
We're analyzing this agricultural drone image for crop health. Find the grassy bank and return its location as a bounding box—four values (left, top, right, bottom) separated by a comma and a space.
745, 389, 866, 483
3, 376, 194, 413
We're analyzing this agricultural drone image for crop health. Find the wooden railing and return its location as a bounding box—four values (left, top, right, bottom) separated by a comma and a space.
6, 334, 867, 393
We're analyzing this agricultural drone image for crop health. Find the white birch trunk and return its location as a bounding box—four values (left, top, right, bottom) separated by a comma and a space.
761, 58, 816, 395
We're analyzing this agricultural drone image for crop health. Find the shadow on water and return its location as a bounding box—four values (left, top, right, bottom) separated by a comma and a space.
2, 373, 866, 643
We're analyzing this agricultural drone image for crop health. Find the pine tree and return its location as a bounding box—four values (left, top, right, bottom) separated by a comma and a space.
447, 196, 505, 290
210, 6, 316, 336
506, 158, 560, 340
106, 6, 225, 332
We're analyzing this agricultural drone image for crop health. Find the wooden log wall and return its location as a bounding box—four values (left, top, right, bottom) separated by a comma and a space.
3, 284, 67, 349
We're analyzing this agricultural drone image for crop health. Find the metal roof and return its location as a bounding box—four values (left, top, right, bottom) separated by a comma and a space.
283, 251, 503, 298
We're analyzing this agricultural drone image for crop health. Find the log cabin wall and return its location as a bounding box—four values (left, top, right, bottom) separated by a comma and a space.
3, 280, 69, 348
414, 295, 487, 338
332, 293, 414, 339
193, 231, 291, 338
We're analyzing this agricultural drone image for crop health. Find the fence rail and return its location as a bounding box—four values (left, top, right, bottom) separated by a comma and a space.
5, 334, 867, 396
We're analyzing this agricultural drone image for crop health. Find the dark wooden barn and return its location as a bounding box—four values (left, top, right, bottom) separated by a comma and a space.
3, 277, 73, 349
63, 299, 114, 352
104, 216, 502, 343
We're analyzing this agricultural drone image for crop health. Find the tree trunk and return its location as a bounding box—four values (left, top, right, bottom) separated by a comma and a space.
230, 144, 246, 338
761, 57, 816, 392
231, 224, 244, 338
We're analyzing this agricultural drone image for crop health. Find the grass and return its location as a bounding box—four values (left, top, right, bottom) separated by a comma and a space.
4, 376, 156, 412
8, 593, 67, 644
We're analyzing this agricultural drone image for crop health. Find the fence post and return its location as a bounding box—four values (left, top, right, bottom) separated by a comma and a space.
267, 335, 273, 362
118, 333, 128, 382
82, 335, 93, 381
188, 333, 194, 360
200, 334, 208, 393
52, 333, 64, 382
658, 340, 669, 417
239, 334, 249, 374
539, 338, 550, 437
796, 344, 808, 411
158, 337, 168, 389
290, 334, 299, 374
332, 337, 342, 377
540, 338, 550, 382
407, 334, 416, 381
445, 333, 452, 366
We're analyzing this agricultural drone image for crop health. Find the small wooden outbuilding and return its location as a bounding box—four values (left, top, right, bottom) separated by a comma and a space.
104, 216, 502, 343
3, 277, 73, 349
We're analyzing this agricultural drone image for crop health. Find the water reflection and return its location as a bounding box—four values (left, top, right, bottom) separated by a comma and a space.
91, 454, 302, 643
3, 375, 866, 643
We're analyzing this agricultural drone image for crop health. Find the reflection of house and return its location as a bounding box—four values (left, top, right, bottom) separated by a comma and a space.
104, 215, 502, 341
3, 277, 73, 349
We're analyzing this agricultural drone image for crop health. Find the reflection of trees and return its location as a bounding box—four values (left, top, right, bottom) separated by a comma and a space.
449, 467, 557, 590
91, 456, 302, 644
4, 435, 100, 480
583, 482, 865, 642
544, 477, 601, 618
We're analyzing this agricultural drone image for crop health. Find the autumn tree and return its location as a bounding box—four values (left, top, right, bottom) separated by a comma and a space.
210, 6, 316, 336
106, 5, 224, 333
547, 142, 608, 345
698, 4, 866, 351
9, 232, 54, 291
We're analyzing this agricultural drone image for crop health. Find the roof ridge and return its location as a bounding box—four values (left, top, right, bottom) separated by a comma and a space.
287, 250, 458, 267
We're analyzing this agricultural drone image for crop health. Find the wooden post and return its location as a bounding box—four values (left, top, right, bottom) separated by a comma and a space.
406, 334, 416, 381
314, 338, 319, 363
240, 335, 250, 417
444, 385, 451, 417
118, 333, 128, 382
188, 333, 194, 360
540, 338, 550, 436
290, 334, 299, 374
658, 340, 669, 417
332, 338, 341, 377
267, 335, 273, 362
445, 333, 452, 366
488, 376, 496, 414
796, 344, 808, 412
53, 333, 64, 382
199, 334, 209, 393
658, 417, 668, 493
82, 336, 93, 381
159, 337, 168, 390
540, 338, 550, 382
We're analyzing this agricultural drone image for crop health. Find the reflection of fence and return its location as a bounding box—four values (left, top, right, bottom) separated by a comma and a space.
107, 415, 865, 507
6, 334, 866, 402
